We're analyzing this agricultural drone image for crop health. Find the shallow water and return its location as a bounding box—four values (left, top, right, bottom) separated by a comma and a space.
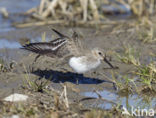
82, 90, 156, 111
0, 0, 40, 13
0, 0, 40, 32
0, 39, 23, 62
0, 39, 21, 49
0, 15, 15, 32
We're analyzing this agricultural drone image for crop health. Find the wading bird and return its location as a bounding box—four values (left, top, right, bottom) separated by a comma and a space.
22, 29, 117, 74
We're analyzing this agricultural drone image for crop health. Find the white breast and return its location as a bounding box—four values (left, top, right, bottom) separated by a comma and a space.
69, 57, 101, 74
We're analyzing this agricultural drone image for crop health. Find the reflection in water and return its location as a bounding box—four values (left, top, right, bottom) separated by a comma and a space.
0, 39, 21, 49
82, 90, 156, 110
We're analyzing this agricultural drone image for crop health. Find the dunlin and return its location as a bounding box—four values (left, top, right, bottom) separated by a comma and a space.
22, 29, 117, 74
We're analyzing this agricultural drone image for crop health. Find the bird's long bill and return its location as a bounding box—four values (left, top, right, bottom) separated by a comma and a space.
103, 57, 118, 69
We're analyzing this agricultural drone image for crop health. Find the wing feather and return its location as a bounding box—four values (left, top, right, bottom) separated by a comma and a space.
21, 40, 67, 57
21, 29, 84, 58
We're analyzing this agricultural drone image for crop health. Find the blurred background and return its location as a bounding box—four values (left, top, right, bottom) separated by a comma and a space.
0, 0, 156, 30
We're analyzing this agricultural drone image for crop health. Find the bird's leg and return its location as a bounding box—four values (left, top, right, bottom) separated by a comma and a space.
76, 74, 80, 85
34, 54, 41, 63
31, 54, 41, 71
74, 73, 79, 85
57, 54, 71, 67
104, 56, 118, 69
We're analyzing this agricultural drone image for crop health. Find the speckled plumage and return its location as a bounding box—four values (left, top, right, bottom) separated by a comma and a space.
22, 29, 116, 73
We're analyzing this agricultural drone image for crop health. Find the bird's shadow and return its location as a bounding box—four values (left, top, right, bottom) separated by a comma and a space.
32, 69, 112, 84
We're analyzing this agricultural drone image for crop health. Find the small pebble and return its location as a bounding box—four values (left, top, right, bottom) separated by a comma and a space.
4, 93, 28, 102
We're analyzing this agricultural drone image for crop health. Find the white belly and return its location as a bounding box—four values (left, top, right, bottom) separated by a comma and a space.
69, 57, 101, 74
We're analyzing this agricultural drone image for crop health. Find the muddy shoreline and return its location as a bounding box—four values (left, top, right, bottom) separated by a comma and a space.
0, 1, 156, 116
0, 22, 156, 106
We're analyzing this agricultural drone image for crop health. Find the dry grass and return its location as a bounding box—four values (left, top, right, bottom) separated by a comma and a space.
32, 0, 156, 20
128, 0, 155, 17
0, 79, 127, 118
13, 0, 156, 28
0, 100, 126, 118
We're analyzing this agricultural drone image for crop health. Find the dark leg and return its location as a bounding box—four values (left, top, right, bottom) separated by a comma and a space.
73, 73, 80, 85
33, 54, 41, 63
31, 54, 41, 71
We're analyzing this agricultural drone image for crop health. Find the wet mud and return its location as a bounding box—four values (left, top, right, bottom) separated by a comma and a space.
0, 0, 156, 117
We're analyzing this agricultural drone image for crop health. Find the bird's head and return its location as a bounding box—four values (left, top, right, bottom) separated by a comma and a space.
91, 48, 105, 60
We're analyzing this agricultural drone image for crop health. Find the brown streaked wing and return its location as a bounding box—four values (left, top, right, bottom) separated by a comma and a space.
51, 28, 84, 56
21, 40, 67, 57
66, 32, 84, 56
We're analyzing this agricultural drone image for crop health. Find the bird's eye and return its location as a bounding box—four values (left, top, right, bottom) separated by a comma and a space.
98, 52, 102, 55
